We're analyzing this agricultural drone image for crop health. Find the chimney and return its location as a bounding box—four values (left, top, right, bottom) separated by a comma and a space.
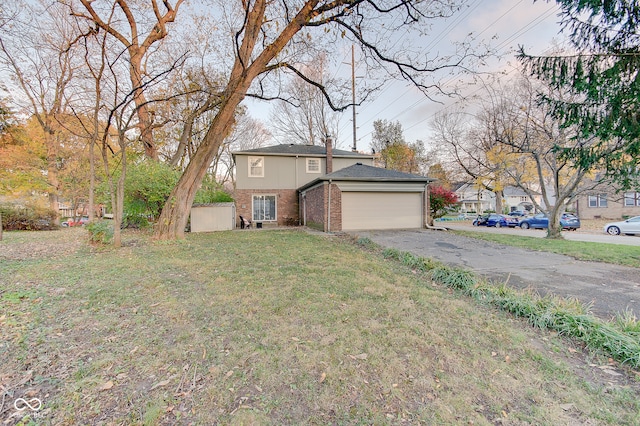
325, 137, 333, 174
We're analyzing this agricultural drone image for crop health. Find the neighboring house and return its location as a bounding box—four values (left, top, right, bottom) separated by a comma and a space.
454, 183, 493, 214
503, 186, 539, 213
454, 183, 539, 214
232, 142, 433, 231
576, 188, 640, 219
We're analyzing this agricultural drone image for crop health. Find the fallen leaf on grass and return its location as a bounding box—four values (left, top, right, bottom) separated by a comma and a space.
560, 403, 574, 411
150, 379, 171, 390
319, 372, 326, 383
349, 353, 368, 360
99, 381, 114, 391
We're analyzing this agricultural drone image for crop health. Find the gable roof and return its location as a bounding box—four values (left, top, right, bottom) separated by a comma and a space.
298, 163, 433, 191
232, 143, 374, 159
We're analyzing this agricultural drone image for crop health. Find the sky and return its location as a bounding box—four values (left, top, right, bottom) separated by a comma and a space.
245, 0, 569, 153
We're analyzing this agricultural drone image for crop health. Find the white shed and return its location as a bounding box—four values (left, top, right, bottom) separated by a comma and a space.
190, 203, 235, 232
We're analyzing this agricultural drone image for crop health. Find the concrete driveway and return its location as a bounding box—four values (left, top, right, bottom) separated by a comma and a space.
354, 228, 640, 320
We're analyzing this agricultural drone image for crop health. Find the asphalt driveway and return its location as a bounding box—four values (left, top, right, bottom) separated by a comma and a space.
354, 228, 640, 320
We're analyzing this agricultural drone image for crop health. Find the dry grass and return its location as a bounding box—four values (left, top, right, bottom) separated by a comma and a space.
1, 228, 639, 425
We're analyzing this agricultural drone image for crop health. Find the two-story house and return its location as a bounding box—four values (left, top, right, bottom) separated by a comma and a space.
454, 183, 539, 214
232, 142, 433, 231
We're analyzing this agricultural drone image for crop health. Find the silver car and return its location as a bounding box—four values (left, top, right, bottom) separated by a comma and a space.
603, 216, 640, 236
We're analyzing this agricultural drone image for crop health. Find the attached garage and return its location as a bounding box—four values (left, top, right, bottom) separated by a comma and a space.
298, 163, 433, 232
341, 191, 422, 231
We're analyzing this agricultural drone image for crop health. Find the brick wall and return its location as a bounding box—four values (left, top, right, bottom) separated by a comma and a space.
234, 189, 299, 227
300, 183, 342, 232
328, 184, 342, 232
577, 192, 640, 220
301, 185, 326, 230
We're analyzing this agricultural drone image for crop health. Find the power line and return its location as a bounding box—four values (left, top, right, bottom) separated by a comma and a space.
356, 2, 562, 145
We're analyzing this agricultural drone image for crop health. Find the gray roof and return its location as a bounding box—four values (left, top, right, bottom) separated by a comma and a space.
298, 163, 432, 191
232, 143, 374, 158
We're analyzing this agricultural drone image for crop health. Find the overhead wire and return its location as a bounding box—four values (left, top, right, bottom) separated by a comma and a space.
355, 2, 562, 145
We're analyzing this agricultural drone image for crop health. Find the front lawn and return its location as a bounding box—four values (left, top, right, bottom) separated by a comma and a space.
1, 228, 638, 424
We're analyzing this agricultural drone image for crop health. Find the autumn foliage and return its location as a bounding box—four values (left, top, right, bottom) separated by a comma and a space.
429, 185, 458, 219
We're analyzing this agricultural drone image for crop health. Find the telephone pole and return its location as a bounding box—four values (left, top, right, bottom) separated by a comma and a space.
351, 45, 357, 152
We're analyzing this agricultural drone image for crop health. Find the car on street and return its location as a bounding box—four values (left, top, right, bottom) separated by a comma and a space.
473, 213, 520, 228
508, 211, 527, 217
519, 213, 580, 230
603, 216, 640, 236
62, 216, 89, 227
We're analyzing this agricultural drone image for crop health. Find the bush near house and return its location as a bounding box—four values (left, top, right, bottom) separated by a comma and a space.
429, 185, 458, 218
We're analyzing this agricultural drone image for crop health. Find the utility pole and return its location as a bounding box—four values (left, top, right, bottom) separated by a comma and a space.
351, 45, 357, 152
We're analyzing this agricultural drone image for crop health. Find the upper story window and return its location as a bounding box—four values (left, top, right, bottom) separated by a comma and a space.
248, 156, 264, 177
588, 193, 608, 208
306, 158, 321, 173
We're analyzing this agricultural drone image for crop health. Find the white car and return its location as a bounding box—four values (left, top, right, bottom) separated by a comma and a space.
603, 216, 640, 236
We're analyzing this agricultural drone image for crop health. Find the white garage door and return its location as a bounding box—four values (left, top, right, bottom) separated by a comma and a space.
342, 192, 422, 231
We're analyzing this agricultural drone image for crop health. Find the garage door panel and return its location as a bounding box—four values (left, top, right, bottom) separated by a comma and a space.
342, 192, 422, 231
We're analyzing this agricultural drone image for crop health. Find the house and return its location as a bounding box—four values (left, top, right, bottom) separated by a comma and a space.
454, 183, 493, 214
576, 188, 640, 219
503, 186, 539, 213
232, 142, 433, 231
232, 142, 374, 227
454, 183, 539, 214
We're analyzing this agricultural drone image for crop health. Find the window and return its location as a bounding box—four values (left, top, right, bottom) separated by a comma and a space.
248, 156, 264, 177
588, 194, 608, 208
306, 158, 321, 173
253, 195, 276, 221
624, 192, 640, 206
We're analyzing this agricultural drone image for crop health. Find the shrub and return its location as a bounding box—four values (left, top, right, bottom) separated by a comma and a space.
85, 220, 114, 244
193, 174, 234, 204
0, 203, 58, 231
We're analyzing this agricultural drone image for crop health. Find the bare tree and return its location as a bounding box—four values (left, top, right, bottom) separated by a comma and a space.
270, 54, 341, 145
436, 72, 605, 238
479, 75, 603, 238
430, 108, 508, 214
68, 0, 184, 161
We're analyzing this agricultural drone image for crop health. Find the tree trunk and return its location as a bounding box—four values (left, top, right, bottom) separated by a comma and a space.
129, 53, 158, 161
494, 189, 504, 214
45, 131, 60, 222
154, 97, 241, 240
546, 206, 563, 239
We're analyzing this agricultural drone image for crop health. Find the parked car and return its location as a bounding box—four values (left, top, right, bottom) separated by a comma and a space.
603, 216, 640, 236
62, 216, 89, 227
473, 213, 519, 228
519, 213, 580, 230
508, 211, 527, 217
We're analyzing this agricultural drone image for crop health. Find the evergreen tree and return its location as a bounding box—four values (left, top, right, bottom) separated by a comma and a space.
518, 0, 640, 189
